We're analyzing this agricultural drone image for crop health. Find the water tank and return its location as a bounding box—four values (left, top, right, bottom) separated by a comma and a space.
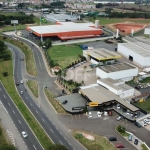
95, 20, 99, 29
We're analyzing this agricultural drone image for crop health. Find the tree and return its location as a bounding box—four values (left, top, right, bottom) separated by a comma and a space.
48, 144, 68, 150
0, 41, 6, 54
3, 54, 11, 60
45, 38, 52, 49
0, 144, 17, 150
3, 72, 8, 77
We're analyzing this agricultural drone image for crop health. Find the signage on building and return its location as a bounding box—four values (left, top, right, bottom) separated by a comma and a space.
72, 106, 85, 110
11, 20, 18, 24
89, 102, 98, 106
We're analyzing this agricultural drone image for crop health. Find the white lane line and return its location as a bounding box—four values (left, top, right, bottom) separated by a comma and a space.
64, 137, 66, 140
33, 145, 37, 150
3, 95, 6, 98
18, 120, 21, 124
42, 118, 45, 122
59, 140, 63, 145
36, 110, 38, 113
35, 49, 42, 70
13, 110, 15, 114
30, 103, 33, 106
68, 142, 71, 146
26, 97, 28, 99
60, 131, 62, 135
50, 129, 53, 133
0, 88, 1, 90
73, 148, 75, 150
8, 103, 10, 106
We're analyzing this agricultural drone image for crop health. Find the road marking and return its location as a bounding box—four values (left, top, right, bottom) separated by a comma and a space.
50, 129, 53, 133
3, 95, 6, 98
33, 145, 37, 150
60, 131, 62, 135
8, 103, 10, 106
42, 118, 45, 122
18, 120, 21, 124
35, 49, 42, 70
30, 103, 33, 106
26, 97, 28, 99
0, 88, 1, 90
68, 142, 71, 146
64, 137, 66, 140
36, 110, 38, 113
13, 110, 15, 114
59, 140, 63, 145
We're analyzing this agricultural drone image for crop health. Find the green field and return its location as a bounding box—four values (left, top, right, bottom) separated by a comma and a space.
135, 98, 150, 113
0, 12, 26, 16
48, 45, 82, 69
86, 17, 150, 25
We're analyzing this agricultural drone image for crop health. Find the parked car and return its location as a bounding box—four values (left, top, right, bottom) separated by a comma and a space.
62, 100, 68, 105
117, 105, 120, 109
115, 143, 124, 148
109, 137, 117, 141
97, 111, 101, 117
89, 112, 92, 118
128, 134, 132, 141
134, 139, 139, 145
117, 116, 123, 121
108, 111, 112, 116
21, 131, 28, 138
134, 122, 142, 128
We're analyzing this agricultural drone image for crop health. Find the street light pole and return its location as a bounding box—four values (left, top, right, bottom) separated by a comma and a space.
40, 16, 43, 43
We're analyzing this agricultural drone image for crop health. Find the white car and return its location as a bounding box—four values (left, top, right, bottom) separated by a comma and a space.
20, 91, 24, 95
88, 112, 92, 118
21, 131, 28, 138
117, 116, 123, 121
117, 105, 120, 109
97, 111, 101, 117
20, 80, 24, 84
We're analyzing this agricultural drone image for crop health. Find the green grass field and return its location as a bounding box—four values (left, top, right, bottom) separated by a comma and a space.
0, 12, 26, 16
86, 17, 150, 25
27, 80, 38, 98
135, 98, 150, 113
48, 45, 82, 69
0, 49, 53, 149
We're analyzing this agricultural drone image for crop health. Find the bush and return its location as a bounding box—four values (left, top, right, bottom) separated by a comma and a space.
117, 125, 126, 133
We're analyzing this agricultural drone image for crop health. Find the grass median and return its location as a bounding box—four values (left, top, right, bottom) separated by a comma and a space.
0, 51, 53, 149
72, 130, 117, 150
27, 80, 39, 98
0, 36, 37, 76
44, 88, 66, 114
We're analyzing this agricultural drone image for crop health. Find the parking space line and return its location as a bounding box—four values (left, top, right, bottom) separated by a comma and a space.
75, 115, 77, 119
71, 115, 73, 120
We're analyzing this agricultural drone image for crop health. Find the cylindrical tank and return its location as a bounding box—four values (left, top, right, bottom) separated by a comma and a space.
95, 20, 99, 29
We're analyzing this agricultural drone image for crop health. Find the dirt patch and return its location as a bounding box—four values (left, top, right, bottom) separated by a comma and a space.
82, 132, 95, 141
107, 21, 149, 35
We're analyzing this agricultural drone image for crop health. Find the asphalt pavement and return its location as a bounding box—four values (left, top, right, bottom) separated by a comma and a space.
6, 42, 85, 150
0, 83, 43, 150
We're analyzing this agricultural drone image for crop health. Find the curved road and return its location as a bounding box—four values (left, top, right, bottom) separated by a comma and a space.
6, 38, 85, 150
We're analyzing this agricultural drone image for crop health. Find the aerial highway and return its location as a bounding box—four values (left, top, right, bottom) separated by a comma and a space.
0, 83, 43, 150
5, 39, 85, 150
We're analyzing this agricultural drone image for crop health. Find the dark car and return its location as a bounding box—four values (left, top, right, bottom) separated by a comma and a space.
62, 100, 68, 105
134, 122, 142, 128
16, 82, 19, 86
134, 139, 139, 145
109, 137, 117, 141
115, 143, 124, 148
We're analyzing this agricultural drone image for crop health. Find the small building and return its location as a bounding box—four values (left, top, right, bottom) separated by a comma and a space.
144, 27, 150, 35
83, 48, 121, 65
51, 66, 61, 74
96, 62, 138, 81
118, 42, 150, 68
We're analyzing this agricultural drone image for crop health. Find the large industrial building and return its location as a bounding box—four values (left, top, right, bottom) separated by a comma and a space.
118, 42, 150, 68
26, 21, 103, 40
96, 62, 138, 81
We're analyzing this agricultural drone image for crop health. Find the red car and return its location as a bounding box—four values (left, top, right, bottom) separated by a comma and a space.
115, 143, 124, 148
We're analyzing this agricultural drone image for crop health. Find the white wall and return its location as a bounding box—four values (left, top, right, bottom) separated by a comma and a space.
118, 44, 150, 68
91, 58, 99, 64
144, 28, 150, 35
96, 67, 138, 80
119, 88, 134, 98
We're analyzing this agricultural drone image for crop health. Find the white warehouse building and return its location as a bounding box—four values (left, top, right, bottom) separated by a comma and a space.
96, 62, 138, 81
118, 42, 150, 68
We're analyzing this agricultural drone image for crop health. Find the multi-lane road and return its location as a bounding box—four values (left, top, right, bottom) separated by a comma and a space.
3, 40, 85, 150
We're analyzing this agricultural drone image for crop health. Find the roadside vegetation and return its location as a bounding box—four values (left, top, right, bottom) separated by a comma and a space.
116, 125, 129, 137
47, 44, 82, 69
135, 98, 150, 113
0, 122, 16, 150
44, 88, 66, 113
72, 130, 117, 150
141, 144, 149, 150
0, 36, 37, 76
26, 80, 38, 98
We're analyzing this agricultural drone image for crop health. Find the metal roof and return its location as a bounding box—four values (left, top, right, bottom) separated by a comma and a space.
119, 42, 150, 57
98, 62, 136, 73
84, 48, 121, 61
80, 85, 139, 112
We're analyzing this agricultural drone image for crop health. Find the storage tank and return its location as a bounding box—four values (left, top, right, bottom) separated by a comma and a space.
95, 20, 99, 29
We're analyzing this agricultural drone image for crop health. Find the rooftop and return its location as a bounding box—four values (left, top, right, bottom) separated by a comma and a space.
119, 42, 150, 57
28, 22, 101, 34
84, 48, 121, 61
98, 62, 136, 73
80, 85, 139, 112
